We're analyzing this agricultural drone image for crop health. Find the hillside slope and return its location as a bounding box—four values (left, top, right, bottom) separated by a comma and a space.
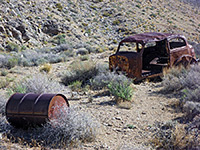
0, 0, 199, 52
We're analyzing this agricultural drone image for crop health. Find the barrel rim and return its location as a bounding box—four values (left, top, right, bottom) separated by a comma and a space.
55, 94, 69, 107
6, 93, 69, 115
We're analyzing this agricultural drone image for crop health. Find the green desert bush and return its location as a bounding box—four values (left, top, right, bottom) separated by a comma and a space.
68, 80, 82, 91
62, 60, 98, 86
108, 78, 133, 102
51, 34, 66, 45
0, 54, 18, 69
7, 83, 27, 96
91, 71, 133, 102
5, 42, 20, 52
6, 57, 19, 69
0, 69, 8, 76
7, 73, 66, 96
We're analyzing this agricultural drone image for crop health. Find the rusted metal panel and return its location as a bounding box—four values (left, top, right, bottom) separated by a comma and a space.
109, 32, 197, 81
109, 52, 142, 78
6, 93, 69, 128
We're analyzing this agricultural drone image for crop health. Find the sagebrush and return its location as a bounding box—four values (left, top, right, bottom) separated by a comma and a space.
162, 65, 200, 120
151, 121, 200, 150
7, 73, 67, 96
0, 105, 100, 148
0, 94, 6, 116
92, 71, 133, 102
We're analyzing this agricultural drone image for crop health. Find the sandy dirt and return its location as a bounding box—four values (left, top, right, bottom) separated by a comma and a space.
0, 52, 183, 150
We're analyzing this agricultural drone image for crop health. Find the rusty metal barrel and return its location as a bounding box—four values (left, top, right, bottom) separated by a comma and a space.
6, 93, 69, 128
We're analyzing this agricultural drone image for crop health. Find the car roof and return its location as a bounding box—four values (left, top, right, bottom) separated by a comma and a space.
119, 32, 186, 45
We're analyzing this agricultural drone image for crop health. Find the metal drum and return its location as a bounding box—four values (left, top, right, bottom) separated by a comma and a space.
6, 93, 69, 128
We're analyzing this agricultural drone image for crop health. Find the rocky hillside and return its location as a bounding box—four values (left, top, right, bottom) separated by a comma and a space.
0, 0, 199, 52
0, 1, 200, 149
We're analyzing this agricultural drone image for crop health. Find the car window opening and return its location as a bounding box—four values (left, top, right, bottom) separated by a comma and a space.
142, 40, 169, 76
169, 38, 186, 49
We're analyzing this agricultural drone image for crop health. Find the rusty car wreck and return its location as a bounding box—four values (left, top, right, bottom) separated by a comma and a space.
109, 32, 197, 81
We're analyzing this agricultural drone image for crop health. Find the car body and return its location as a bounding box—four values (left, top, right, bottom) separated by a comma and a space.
109, 32, 197, 81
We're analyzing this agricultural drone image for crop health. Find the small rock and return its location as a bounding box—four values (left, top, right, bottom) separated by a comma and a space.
108, 123, 112, 127
115, 117, 122, 120
0, 25, 5, 33
103, 123, 112, 127
113, 128, 122, 132
141, 111, 146, 115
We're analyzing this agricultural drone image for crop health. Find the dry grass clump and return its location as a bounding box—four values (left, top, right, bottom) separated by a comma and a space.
151, 121, 199, 150
61, 60, 98, 86
39, 63, 52, 73
7, 73, 66, 96
0, 105, 100, 149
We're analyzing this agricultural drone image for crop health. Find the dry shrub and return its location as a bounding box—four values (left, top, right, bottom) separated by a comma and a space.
40, 105, 100, 148
23, 74, 65, 93
7, 73, 67, 96
173, 124, 198, 149
0, 78, 10, 89
0, 105, 100, 149
39, 63, 52, 73
162, 65, 200, 120
91, 71, 120, 90
0, 94, 6, 116
151, 121, 199, 149
183, 101, 200, 119
188, 114, 200, 132
62, 60, 98, 85
162, 66, 187, 93
0, 116, 11, 132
